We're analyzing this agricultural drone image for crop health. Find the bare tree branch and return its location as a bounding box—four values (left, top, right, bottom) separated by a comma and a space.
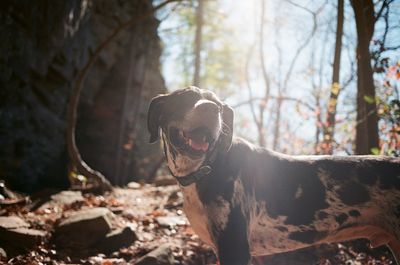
233, 95, 315, 112
193, 0, 204, 86
245, 44, 260, 129
283, 0, 322, 91
384, 45, 400, 51
374, 0, 394, 22
259, 0, 271, 108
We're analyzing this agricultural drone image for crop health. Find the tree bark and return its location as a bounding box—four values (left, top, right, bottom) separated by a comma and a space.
322, 0, 344, 154
193, 0, 204, 87
351, 0, 379, 154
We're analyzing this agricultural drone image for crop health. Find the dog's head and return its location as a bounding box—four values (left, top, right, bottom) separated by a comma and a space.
147, 86, 234, 177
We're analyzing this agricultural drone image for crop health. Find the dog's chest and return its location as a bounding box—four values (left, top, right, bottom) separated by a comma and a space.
181, 185, 215, 248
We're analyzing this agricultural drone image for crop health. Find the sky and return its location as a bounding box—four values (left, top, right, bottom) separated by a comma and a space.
156, 0, 400, 154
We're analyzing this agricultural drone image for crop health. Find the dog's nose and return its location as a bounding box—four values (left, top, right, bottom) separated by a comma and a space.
194, 100, 220, 115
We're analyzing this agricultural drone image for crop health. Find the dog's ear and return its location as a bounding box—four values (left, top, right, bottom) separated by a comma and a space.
147, 94, 168, 143
221, 104, 234, 152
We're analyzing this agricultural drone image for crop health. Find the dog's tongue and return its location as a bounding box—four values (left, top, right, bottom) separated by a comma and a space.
188, 138, 209, 152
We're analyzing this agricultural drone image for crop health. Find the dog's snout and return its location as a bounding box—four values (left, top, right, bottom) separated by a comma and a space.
194, 100, 220, 115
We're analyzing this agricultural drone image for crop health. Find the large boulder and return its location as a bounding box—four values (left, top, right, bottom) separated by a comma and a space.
53, 207, 114, 249
53, 207, 138, 256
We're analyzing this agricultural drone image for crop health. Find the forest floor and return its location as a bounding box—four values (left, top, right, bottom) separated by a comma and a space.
0, 177, 396, 265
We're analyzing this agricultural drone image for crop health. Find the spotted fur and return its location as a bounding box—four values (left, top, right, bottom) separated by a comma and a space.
148, 87, 400, 265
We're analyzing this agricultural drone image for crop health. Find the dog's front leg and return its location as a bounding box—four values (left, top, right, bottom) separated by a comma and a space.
214, 206, 251, 265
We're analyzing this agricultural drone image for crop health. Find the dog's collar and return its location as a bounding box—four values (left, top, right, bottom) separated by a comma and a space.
162, 130, 224, 187
174, 165, 212, 187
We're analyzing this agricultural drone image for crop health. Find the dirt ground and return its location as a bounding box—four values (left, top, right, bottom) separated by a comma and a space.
0, 180, 396, 265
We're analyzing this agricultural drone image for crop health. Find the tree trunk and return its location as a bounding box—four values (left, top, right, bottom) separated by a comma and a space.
351, 0, 379, 154
193, 0, 204, 87
322, 0, 344, 154
258, 0, 270, 148
67, 64, 113, 192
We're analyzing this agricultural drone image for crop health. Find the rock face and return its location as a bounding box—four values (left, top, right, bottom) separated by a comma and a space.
76, 0, 165, 186
0, 0, 165, 192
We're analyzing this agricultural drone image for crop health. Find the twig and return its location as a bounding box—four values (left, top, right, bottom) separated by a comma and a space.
233, 95, 315, 112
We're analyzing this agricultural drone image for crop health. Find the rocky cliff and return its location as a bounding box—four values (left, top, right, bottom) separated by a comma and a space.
0, 0, 165, 192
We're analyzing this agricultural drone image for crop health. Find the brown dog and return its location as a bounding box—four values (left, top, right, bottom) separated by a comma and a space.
148, 86, 400, 265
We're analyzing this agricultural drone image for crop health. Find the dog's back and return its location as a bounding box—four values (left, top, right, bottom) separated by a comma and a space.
218, 138, 400, 256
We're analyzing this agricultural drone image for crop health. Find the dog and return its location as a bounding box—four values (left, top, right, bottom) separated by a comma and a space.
147, 86, 400, 265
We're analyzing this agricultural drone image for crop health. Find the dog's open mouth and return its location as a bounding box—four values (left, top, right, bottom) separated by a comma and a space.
169, 126, 213, 157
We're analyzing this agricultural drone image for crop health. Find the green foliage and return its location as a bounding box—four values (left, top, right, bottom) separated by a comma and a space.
160, 1, 244, 96
363, 95, 375, 104
370, 147, 380, 155
375, 60, 400, 156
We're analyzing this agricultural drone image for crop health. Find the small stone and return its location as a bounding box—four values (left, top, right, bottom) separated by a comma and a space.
0, 216, 30, 229
37, 190, 84, 212
127, 182, 141, 189
109, 206, 124, 214
156, 216, 186, 228
134, 244, 175, 265
356, 253, 366, 261
50, 191, 84, 205
96, 227, 138, 253
0, 247, 6, 260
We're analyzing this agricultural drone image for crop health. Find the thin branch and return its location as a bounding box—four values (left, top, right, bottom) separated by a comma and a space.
256, 0, 271, 147
282, 0, 322, 91
374, 0, 394, 22
384, 45, 400, 51
373, 1, 390, 69
158, 1, 186, 23
285, 0, 315, 14
193, 0, 204, 86
259, 0, 271, 106
245, 43, 260, 127
233, 95, 315, 112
